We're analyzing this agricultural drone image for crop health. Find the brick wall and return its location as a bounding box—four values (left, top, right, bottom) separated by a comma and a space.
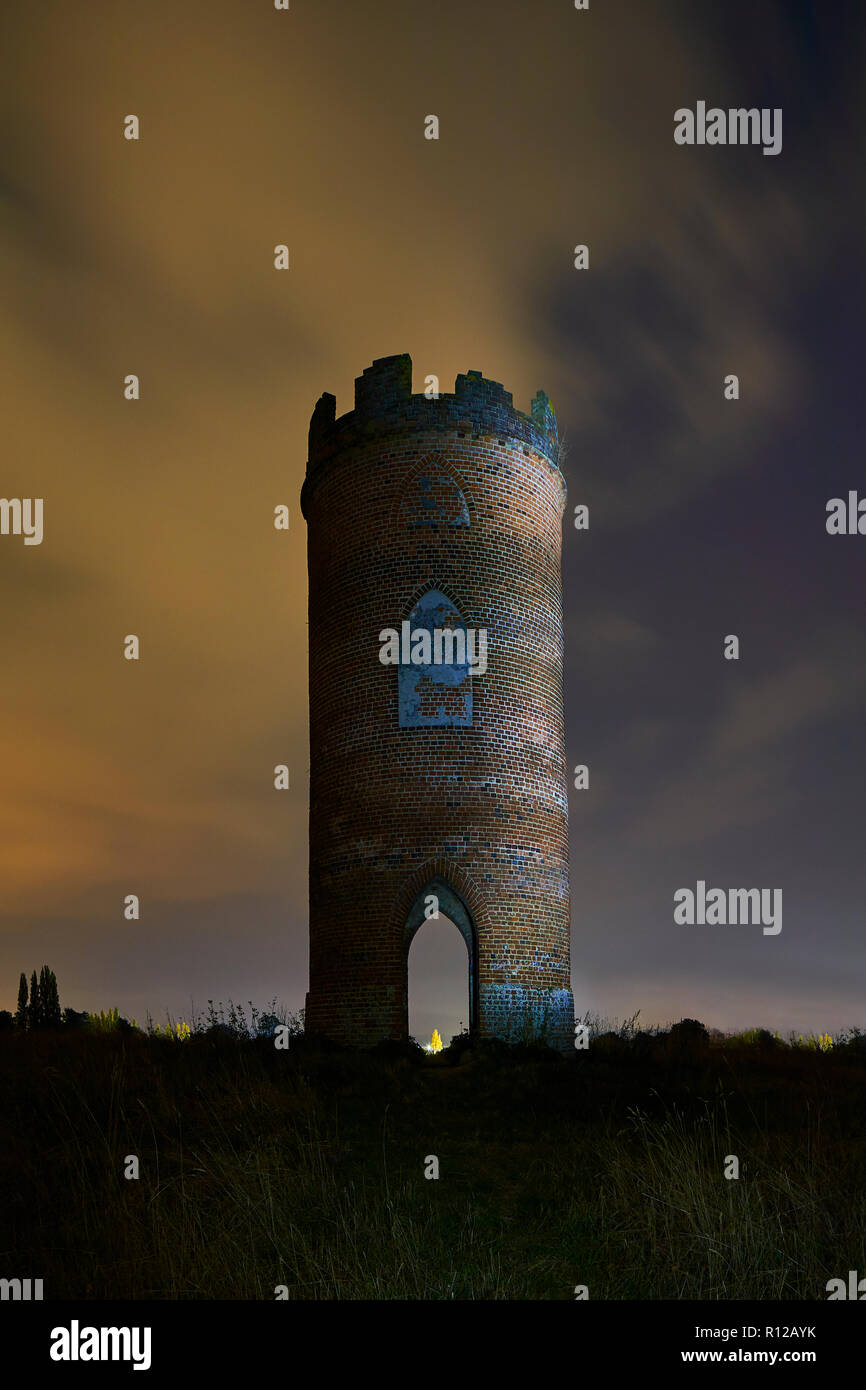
301, 355, 575, 1052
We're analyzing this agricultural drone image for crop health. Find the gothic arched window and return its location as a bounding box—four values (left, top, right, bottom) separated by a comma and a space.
398, 589, 472, 727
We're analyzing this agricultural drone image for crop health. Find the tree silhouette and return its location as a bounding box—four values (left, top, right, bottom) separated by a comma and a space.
40, 965, 61, 1029
28, 969, 41, 1029
15, 973, 28, 1030
49, 968, 61, 1027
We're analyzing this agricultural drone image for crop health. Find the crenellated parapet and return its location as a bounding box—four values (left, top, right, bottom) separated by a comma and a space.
301, 354, 562, 517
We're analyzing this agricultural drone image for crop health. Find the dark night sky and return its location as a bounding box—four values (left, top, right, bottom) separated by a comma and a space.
1, 0, 863, 1043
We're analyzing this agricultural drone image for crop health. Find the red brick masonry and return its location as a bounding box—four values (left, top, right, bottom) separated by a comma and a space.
301, 355, 575, 1050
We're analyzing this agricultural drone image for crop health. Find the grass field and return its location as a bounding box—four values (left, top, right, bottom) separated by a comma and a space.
2, 1012, 865, 1299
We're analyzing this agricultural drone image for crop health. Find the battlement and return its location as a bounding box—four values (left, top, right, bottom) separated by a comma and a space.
302, 354, 561, 514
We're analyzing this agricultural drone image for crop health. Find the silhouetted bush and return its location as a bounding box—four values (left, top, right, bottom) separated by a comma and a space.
509, 1040, 562, 1063
666, 1018, 710, 1056
288, 1030, 344, 1056
62, 1007, 90, 1030
454, 1035, 513, 1066
372, 1037, 425, 1064
837, 1028, 866, 1057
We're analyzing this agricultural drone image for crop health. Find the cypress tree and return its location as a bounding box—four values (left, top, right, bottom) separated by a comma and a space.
29, 969, 41, 1029
40, 966, 61, 1028
48, 968, 61, 1028
15, 973, 28, 1030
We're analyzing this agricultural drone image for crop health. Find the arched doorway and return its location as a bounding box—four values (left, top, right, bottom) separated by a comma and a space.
404, 877, 478, 1047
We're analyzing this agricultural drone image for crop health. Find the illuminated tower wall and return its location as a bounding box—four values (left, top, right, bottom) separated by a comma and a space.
301, 354, 575, 1051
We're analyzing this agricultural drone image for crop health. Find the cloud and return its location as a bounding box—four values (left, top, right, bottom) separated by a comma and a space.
539, 188, 808, 529
615, 630, 866, 852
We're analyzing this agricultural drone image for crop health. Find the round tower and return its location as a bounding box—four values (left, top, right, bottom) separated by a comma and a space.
300, 354, 575, 1051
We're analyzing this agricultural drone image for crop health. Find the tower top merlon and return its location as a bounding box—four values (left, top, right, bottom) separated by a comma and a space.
302, 354, 562, 513
531, 390, 557, 441
308, 392, 337, 455
454, 369, 513, 412
354, 353, 413, 414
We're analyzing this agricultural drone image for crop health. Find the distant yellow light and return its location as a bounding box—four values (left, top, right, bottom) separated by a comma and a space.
430, 1028, 443, 1052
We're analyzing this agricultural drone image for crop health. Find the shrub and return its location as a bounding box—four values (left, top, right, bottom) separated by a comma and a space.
666, 1018, 710, 1056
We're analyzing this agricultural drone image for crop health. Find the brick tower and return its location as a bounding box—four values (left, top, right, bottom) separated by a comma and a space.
300, 354, 575, 1051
